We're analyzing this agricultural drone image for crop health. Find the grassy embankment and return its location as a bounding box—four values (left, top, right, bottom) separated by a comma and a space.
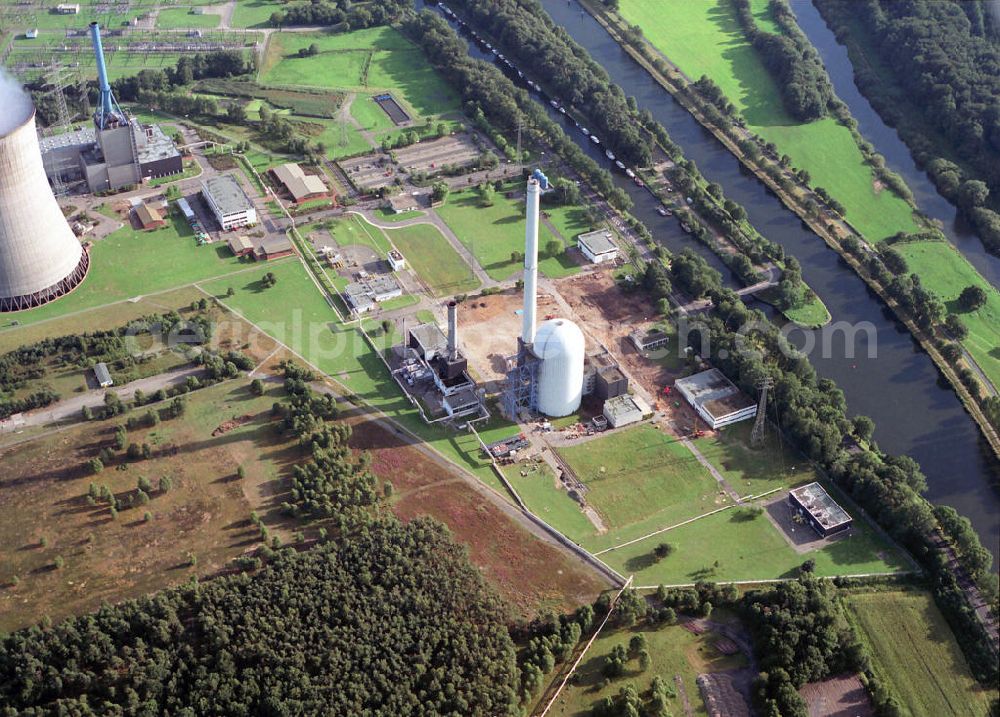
843, 588, 995, 716
617, 0, 1000, 390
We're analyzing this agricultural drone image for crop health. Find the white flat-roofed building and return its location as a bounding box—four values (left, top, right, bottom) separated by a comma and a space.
387, 249, 405, 271
201, 175, 256, 231
603, 393, 649, 428
674, 368, 757, 429
577, 229, 619, 264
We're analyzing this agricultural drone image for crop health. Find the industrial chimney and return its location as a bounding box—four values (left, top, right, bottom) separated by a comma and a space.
0, 87, 88, 312
522, 169, 548, 346
447, 300, 459, 360
90, 22, 128, 130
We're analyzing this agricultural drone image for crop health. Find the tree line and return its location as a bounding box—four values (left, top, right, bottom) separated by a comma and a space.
268, 0, 409, 29
0, 519, 520, 715
815, 0, 1000, 254
731, 0, 835, 122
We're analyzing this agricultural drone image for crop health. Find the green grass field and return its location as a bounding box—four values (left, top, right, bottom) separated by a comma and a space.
558, 424, 728, 539
383, 223, 481, 297
845, 589, 994, 716
1, 214, 250, 329
895, 240, 1000, 389
502, 462, 596, 542
260, 28, 460, 119
542, 204, 593, 243
618, 0, 919, 243
231, 0, 289, 29
314, 214, 393, 255
156, 8, 221, 29
349, 93, 399, 134
436, 188, 580, 281
541, 616, 748, 716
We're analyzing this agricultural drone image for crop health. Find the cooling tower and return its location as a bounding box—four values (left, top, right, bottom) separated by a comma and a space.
0, 105, 88, 312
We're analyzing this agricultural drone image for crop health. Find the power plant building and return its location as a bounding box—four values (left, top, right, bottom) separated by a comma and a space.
576, 229, 619, 264
38, 24, 182, 193
674, 369, 757, 429
0, 97, 89, 312
201, 175, 257, 231
503, 170, 586, 418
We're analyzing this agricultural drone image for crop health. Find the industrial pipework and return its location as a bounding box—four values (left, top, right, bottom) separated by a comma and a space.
89, 23, 127, 129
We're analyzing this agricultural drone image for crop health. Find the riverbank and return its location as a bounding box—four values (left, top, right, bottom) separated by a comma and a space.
580, 0, 999, 458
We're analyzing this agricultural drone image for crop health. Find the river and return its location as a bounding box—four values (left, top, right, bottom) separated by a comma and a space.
792, 0, 1000, 289
426, 0, 999, 553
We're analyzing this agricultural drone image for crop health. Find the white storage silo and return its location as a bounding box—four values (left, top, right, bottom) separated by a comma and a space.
0, 81, 88, 312
534, 318, 585, 417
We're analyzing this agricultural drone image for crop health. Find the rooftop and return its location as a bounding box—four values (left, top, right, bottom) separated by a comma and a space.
577, 229, 618, 255
675, 368, 756, 419
94, 362, 112, 385
202, 175, 253, 216
135, 124, 181, 164
258, 235, 292, 255
272, 163, 327, 201
603, 393, 648, 420
228, 235, 253, 253
410, 323, 448, 355
388, 193, 421, 211
789, 482, 851, 529
134, 203, 163, 227
38, 126, 95, 152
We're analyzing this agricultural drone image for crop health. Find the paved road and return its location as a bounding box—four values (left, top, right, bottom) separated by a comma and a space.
3, 366, 203, 432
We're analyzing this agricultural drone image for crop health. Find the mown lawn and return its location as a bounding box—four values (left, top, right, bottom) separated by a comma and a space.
350, 93, 401, 134
895, 240, 1000, 389
435, 188, 580, 281
2, 214, 249, 329
540, 616, 748, 716
557, 424, 728, 540
845, 589, 994, 716
156, 8, 222, 29
618, 0, 920, 242
602, 504, 907, 586
232, 0, 292, 29
383, 223, 481, 297
501, 461, 595, 543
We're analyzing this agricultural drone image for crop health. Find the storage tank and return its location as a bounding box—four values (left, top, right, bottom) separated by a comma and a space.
0, 81, 88, 312
534, 318, 585, 417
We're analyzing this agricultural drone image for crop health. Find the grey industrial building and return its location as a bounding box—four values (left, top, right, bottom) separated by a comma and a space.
201, 175, 257, 231
39, 122, 182, 194
788, 482, 852, 538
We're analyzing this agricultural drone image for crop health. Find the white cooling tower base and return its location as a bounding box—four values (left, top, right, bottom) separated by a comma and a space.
0, 249, 89, 312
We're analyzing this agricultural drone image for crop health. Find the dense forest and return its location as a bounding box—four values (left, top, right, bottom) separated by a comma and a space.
0, 518, 520, 715
731, 0, 835, 121
816, 0, 1000, 253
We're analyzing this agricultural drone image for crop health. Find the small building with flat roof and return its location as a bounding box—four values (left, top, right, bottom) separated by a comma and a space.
344, 274, 402, 313
56, 4, 80, 13
270, 163, 328, 203
386, 193, 420, 213
674, 368, 756, 429
409, 323, 448, 361
94, 362, 113, 388
201, 175, 256, 231
788, 482, 852, 538
603, 394, 649, 428
387, 249, 406, 271
227, 235, 254, 257
630, 328, 670, 354
577, 229, 619, 264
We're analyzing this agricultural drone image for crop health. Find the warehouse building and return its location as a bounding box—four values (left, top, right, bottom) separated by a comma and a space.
227, 235, 254, 257
270, 163, 328, 204
674, 368, 756, 429
576, 229, 619, 264
788, 482, 852, 538
344, 274, 402, 313
256, 235, 294, 261
133, 202, 165, 230
201, 175, 256, 231
630, 328, 670, 354
93, 362, 113, 388
603, 394, 649, 428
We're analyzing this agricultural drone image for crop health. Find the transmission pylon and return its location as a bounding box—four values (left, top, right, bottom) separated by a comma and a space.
750, 376, 773, 448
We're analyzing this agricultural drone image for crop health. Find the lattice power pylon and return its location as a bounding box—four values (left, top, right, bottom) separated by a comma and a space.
750, 376, 773, 448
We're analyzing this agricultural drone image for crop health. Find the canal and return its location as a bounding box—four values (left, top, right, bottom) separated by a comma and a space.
792, 0, 1000, 288
430, 0, 999, 551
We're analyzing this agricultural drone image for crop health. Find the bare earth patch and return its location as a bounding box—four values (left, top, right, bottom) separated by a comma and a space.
799, 673, 875, 717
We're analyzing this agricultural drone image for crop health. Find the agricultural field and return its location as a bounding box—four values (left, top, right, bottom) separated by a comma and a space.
260, 27, 461, 120
383, 223, 481, 297
436, 187, 581, 281
618, 0, 919, 243
3, 212, 257, 329
895, 240, 1000, 389
844, 589, 994, 716
539, 614, 750, 717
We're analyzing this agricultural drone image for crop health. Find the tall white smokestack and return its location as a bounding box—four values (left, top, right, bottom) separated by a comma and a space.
447, 300, 458, 360
0, 73, 88, 312
522, 172, 545, 345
